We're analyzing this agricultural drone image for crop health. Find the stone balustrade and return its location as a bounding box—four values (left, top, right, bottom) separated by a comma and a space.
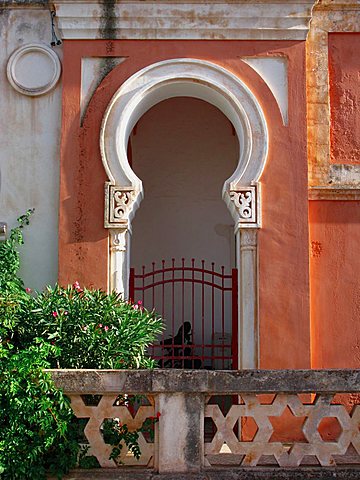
50, 369, 360, 478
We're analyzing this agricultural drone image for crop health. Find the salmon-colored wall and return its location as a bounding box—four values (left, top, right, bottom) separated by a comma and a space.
59, 40, 309, 368
310, 201, 360, 368
329, 33, 360, 165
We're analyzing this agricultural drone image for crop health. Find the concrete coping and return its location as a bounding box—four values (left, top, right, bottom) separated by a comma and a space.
48, 369, 360, 395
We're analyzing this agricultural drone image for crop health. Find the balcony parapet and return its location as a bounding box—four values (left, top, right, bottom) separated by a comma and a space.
50, 368, 360, 394
50, 369, 360, 477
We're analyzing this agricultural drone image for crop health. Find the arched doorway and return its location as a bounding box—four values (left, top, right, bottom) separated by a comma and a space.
101, 58, 269, 368
129, 97, 239, 368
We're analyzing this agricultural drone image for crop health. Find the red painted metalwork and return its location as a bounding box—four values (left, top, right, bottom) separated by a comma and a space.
129, 259, 238, 370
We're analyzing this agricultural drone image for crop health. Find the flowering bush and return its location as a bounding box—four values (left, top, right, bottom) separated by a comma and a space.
0, 211, 78, 479
18, 283, 163, 369
0, 211, 163, 478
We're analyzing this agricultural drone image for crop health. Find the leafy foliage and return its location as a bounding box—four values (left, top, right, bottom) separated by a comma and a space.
0, 209, 34, 294
18, 285, 163, 369
104, 414, 160, 464
0, 341, 78, 479
0, 209, 34, 341
0, 212, 163, 478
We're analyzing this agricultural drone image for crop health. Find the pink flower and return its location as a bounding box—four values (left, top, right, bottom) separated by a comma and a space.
98, 324, 103, 328
133, 304, 139, 310
64, 311, 69, 316
73, 281, 83, 292
137, 300, 142, 305
25, 287, 32, 293
104, 326, 109, 331
52, 311, 58, 318
82, 325, 88, 331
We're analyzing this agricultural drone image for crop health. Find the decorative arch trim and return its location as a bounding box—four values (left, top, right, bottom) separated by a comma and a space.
100, 58, 268, 368
100, 58, 268, 230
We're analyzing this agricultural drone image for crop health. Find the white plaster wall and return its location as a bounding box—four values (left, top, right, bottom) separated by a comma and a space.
130, 98, 238, 354
241, 57, 288, 125
0, 8, 62, 290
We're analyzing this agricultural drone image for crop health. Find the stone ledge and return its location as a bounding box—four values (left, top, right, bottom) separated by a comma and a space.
49, 369, 360, 394
309, 186, 360, 201
53, 1, 315, 41
50, 467, 360, 480
0, 0, 48, 7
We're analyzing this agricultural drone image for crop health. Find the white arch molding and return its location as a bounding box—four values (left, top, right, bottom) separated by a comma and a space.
100, 58, 269, 369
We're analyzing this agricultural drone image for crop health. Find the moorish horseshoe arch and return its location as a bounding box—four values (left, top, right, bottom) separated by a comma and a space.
100, 58, 269, 368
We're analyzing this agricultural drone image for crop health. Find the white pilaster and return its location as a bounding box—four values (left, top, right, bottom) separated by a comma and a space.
109, 228, 129, 298
237, 228, 258, 369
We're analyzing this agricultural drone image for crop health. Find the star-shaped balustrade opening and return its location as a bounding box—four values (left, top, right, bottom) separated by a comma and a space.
269, 406, 307, 443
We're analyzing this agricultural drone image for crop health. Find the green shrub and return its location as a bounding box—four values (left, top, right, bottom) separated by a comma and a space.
0, 212, 163, 478
0, 341, 78, 480
18, 284, 163, 369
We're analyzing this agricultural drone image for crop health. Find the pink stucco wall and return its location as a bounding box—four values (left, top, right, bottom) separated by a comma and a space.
59, 40, 310, 369
310, 201, 360, 368
329, 33, 360, 165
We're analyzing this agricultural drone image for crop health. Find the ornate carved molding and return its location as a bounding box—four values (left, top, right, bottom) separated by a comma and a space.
240, 229, 257, 250
54, 1, 316, 41
230, 186, 258, 227
109, 229, 127, 253
104, 183, 135, 228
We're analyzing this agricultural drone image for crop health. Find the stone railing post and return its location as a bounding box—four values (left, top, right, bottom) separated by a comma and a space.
156, 392, 204, 473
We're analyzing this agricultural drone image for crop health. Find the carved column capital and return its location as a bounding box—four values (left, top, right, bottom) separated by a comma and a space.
240, 228, 257, 251
230, 185, 259, 229
104, 183, 136, 228
109, 228, 127, 253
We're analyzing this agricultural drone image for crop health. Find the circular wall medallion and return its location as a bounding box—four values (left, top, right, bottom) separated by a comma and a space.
7, 43, 61, 96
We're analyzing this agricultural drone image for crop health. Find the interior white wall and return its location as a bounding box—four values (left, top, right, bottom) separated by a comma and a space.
131, 97, 238, 271
0, 8, 62, 290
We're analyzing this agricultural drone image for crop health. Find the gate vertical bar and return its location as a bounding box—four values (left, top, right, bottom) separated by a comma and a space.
129, 267, 135, 303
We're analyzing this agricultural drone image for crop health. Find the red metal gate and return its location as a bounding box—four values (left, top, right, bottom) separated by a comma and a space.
129, 258, 238, 370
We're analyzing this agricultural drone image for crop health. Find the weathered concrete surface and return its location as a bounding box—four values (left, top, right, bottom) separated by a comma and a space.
50, 369, 360, 394
157, 393, 203, 473
53, 1, 316, 41
329, 33, 360, 166
50, 467, 360, 480
307, 0, 360, 186
0, 6, 62, 291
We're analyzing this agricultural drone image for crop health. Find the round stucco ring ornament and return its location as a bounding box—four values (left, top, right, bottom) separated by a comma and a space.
7, 43, 61, 96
